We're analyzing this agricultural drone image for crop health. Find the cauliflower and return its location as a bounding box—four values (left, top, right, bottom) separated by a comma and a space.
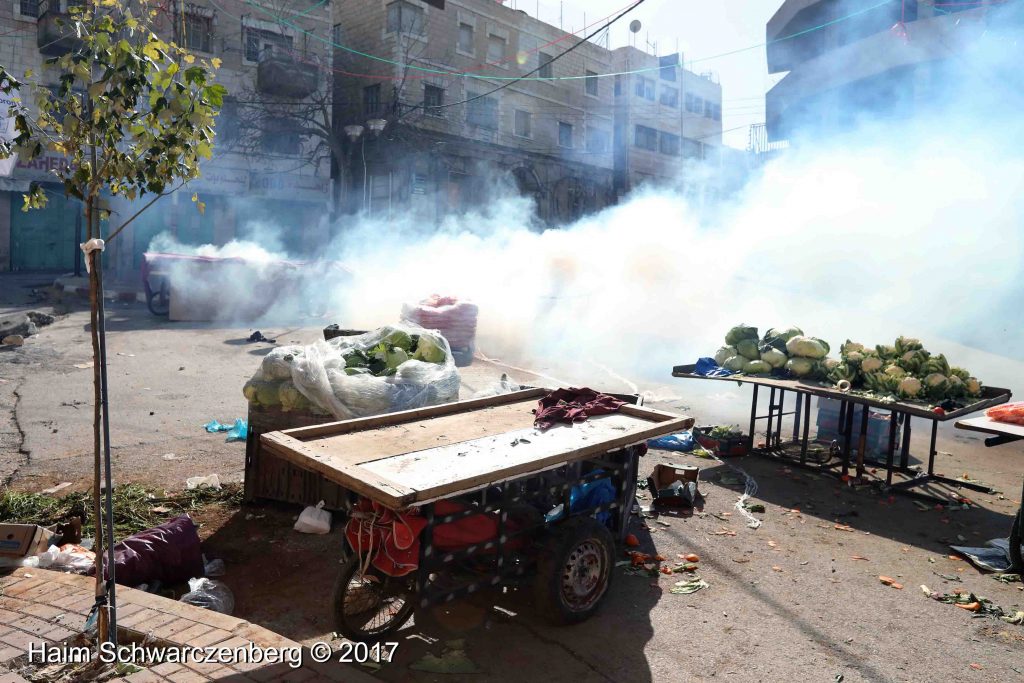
861, 356, 884, 373
898, 377, 922, 399
884, 365, 906, 379
965, 377, 982, 397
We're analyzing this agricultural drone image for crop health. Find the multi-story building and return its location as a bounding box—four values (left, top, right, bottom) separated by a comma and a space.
331, 0, 621, 225
765, 0, 1015, 142
609, 45, 723, 203
0, 0, 333, 273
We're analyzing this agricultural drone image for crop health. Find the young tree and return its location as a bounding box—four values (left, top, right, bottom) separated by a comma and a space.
0, 0, 223, 645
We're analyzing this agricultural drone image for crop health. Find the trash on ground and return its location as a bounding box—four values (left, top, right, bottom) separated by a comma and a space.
204, 557, 226, 577
40, 482, 72, 495
294, 501, 332, 534
993, 573, 1021, 584
670, 577, 709, 594
203, 418, 248, 442
647, 463, 701, 509
186, 474, 222, 490
180, 577, 235, 614
744, 503, 766, 513
950, 538, 1024, 572
111, 515, 205, 587
879, 576, 903, 588
0, 523, 55, 562
35, 544, 95, 573
922, 586, 1021, 622
409, 639, 480, 674
646, 431, 696, 452
1, 335, 25, 346
247, 330, 275, 343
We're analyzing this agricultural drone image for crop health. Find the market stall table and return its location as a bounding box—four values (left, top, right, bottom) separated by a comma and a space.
260, 388, 693, 640
954, 416, 1024, 572
672, 364, 1011, 503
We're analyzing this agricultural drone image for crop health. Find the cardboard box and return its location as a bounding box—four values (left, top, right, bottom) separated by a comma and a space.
0, 523, 55, 558
648, 464, 700, 508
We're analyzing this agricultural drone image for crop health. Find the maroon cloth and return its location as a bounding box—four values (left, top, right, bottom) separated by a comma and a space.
97, 515, 204, 587
533, 388, 626, 431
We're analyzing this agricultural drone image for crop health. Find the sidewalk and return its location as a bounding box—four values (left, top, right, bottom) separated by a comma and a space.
0, 569, 376, 682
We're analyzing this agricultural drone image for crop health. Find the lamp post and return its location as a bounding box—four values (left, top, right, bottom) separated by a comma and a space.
343, 118, 388, 212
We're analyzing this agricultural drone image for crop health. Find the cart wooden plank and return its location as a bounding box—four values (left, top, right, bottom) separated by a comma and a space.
260, 390, 692, 508
672, 364, 1011, 420
955, 416, 1024, 439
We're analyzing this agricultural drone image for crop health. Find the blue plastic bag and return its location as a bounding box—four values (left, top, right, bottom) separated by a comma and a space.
545, 470, 617, 526
694, 357, 735, 377
647, 431, 696, 452
203, 418, 248, 442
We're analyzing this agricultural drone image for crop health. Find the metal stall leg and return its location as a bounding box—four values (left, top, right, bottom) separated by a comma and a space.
775, 390, 785, 448
748, 385, 759, 451
841, 401, 854, 477
617, 448, 640, 543
765, 387, 776, 450
793, 390, 802, 443
417, 503, 436, 609
800, 393, 811, 465
856, 405, 869, 479
1009, 478, 1024, 573
885, 410, 898, 486
927, 419, 938, 476
900, 416, 912, 470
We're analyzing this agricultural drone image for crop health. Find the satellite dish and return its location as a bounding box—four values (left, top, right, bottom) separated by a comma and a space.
629, 20, 642, 34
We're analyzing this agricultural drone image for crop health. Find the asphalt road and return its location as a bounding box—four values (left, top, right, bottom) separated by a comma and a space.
2, 272, 1023, 682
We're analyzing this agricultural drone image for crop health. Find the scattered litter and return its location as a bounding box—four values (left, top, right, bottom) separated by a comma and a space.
186, 474, 221, 490
851, 555, 869, 561
732, 558, 750, 563
878, 576, 904, 589
2, 335, 25, 347
625, 534, 640, 547
40, 482, 72, 495
950, 538, 1024, 573
646, 431, 696, 452
713, 529, 736, 536
204, 557, 226, 577
680, 553, 700, 563
834, 524, 855, 532
72, 361, 93, 369
203, 418, 248, 442
294, 501, 332, 534
247, 330, 275, 343
767, 541, 778, 549
151, 506, 171, 514
744, 503, 765, 513
993, 573, 1021, 584
180, 577, 235, 614
510, 437, 532, 447
670, 578, 709, 595
409, 640, 480, 674
912, 500, 931, 511
933, 572, 962, 582
772, 566, 782, 572
922, 586, 1020, 622
162, 453, 180, 461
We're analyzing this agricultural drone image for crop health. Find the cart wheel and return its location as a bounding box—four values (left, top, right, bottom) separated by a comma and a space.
533, 516, 614, 625
332, 555, 416, 642
146, 279, 169, 316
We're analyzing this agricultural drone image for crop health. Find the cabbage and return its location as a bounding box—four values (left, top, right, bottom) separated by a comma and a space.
946, 375, 966, 398
785, 336, 828, 360
785, 357, 816, 377
714, 346, 737, 366
761, 348, 788, 368
256, 381, 281, 407
242, 380, 259, 404
386, 347, 409, 371
742, 359, 772, 375
898, 377, 922, 399
736, 339, 760, 361
262, 346, 304, 380
764, 326, 803, 344
383, 328, 414, 352
759, 338, 787, 354
413, 334, 447, 364
723, 356, 747, 372
279, 381, 311, 412
725, 324, 758, 346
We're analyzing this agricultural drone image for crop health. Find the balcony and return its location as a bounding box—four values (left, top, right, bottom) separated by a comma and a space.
37, 0, 85, 56
256, 48, 320, 99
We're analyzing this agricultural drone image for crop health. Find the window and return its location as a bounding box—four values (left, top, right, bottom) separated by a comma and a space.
660, 87, 678, 108
487, 34, 506, 63
424, 85, 444, 117
218, 97, 240, 146
18, 0, 38, 17
245, 28, 292, 62
558, 122, 573, 148
514, 109, 531, 137
634, 125, 657, 151
332, 23, 343, 44
363, 84, 381, 117
585, 70, 598, 97
635, 77, 654, 101
458, 22, 474, 54
467, 93, 498, 129
683, 137, 703, 159
705, 102, 721, 121
614, 76, 622, 97
685, 93, 704, 114
261, 119, 301, 156
387, 1, 425, 35
538, 52, 553, 79
586, 128, 609, 153
659, 132, 680, 156
184, 12, 212, 53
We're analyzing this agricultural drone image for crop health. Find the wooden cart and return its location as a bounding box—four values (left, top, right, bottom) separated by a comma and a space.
260, 388, 693, 641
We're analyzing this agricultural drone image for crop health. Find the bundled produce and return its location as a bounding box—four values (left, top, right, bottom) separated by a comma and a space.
828, 335, 983, 404
714, 324, 831, 379
401, 295, 478, 351
243, 324, 460, 419
986, 402, 1024, 426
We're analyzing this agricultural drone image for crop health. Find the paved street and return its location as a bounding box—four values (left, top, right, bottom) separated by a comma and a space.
2, 273, 1024, 682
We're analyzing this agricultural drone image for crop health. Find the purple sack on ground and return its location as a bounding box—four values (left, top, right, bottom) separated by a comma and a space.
99, 515, 204, 587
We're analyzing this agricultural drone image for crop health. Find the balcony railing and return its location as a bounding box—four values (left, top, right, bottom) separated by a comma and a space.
256, 47, 320, 99
37, 0, 85, 56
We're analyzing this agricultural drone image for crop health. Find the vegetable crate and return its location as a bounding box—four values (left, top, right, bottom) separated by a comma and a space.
694, 426, 749, 457
243, 406, 351, 510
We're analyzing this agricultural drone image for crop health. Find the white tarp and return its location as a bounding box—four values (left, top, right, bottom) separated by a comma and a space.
0, 83, 19, 177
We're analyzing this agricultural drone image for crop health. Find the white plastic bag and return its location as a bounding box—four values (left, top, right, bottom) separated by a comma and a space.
294, 501, 331, 534
186, 474, 221, 490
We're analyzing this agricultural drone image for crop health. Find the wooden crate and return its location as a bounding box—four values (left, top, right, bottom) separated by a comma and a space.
243, 406, 351, 510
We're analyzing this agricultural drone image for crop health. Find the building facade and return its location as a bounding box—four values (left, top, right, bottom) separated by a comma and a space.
0, 0, 334, 273
765, 0, 1012, 142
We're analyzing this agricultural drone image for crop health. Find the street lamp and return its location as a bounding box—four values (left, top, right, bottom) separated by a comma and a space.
343, 119, 388, 212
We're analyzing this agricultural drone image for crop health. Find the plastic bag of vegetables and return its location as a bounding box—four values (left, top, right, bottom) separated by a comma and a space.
244, 323, 460, 419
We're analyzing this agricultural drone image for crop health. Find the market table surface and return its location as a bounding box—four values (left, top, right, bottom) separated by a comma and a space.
955, 415, 1024, 572
260, 388, 693, 508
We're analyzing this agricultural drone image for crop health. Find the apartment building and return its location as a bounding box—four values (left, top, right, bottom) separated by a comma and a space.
609, 45, 723, 203
765, 0, 1016, 142
332, 0, 622, 225
0, 0, 333, 273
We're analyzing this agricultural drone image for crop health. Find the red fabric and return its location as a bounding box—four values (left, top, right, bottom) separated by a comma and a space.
533, 388, 626, 431
97, 515, 204, 587
344, 498, 510, 578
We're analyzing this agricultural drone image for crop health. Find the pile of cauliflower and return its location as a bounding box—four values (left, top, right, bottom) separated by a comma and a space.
713, 327, 984, 404
829, 336, 982, 401
715, 325, 831, 379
